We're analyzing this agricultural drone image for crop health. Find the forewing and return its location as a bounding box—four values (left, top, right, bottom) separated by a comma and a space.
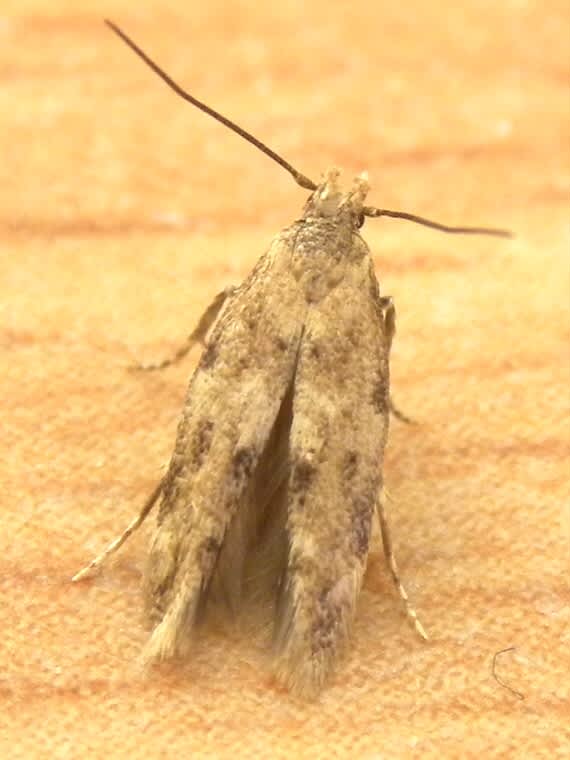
144, 226, 306, 661
275, 256, 389, 695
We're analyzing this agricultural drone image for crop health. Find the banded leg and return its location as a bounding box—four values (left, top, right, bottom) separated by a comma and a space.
132, 286, 236, 371
376, 492, 427, 640
72, 479, 164, 582
379, 295, 415, 424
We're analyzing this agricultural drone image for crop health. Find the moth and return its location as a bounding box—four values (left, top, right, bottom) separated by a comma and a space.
74, 20, 510, 697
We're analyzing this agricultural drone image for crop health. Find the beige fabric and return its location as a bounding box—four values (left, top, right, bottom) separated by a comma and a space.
1, 2, 568, 757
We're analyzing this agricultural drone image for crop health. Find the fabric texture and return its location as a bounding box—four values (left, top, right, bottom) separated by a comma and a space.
1, 2, 568, 757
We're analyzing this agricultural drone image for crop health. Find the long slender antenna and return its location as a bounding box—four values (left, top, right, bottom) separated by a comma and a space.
105, 20, 512, 239
104, 20, 316, 191
363, 206, 512, 238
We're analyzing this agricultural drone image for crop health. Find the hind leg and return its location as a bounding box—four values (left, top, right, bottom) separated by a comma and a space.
72, 480, 164, 582
132, 286, 236, 371
379, 295, 415, 424
376, 492, 427, 640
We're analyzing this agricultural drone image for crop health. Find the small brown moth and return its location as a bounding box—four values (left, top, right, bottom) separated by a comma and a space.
74, 21, 511, 697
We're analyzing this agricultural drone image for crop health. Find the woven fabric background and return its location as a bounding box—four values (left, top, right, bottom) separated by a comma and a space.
1, 2, 568, 757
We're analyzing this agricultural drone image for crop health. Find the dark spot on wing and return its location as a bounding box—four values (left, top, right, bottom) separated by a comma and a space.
289, 455, 317, 507
244, 313, 258, 331
303, 273, 322, 304
308, 341, 321, 360
371, 375, 388, 414
146, 569, 176, 623
159, 419, 214, 517
199, 339, 218, 370
232, 446, 256, 488
198, 536, 221, 575
343, 451, 359, 481
311, 585, 341, 656
351, 496, 373, 558
275, 335, 288, 351
192, 419, 214, 470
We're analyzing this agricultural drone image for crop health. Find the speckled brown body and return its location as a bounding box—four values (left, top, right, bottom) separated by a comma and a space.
143, 171, 391, 695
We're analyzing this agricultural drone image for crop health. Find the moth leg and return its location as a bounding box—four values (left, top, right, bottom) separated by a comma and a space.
72, 479, 163, 582
379, 295, 395, 355
389, 398, 416, 425
376, 492, 428, 640
379, 295, 415, 424
131, 285, 236, 371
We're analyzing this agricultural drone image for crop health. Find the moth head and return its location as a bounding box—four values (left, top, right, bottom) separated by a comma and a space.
302, 168, 370, 228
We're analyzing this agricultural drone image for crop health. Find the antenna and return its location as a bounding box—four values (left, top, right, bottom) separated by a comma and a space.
105, 20, 512, 239
363, 206, 512, 237
104, 20, 316, 191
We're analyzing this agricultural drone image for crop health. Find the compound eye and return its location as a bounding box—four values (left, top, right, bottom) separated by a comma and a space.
356, 212, 365, 228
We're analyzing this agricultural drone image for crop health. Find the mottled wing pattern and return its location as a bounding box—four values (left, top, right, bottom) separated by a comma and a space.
275, 238, 389, 696
143, 225, 307, 661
